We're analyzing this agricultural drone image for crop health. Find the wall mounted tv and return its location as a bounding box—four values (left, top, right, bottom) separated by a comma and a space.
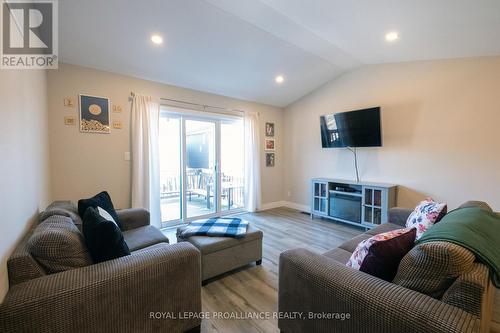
320, 107, 382, 148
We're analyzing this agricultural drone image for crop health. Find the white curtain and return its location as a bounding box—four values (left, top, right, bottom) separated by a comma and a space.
131, 94, 161, 228
244, 111, 261, 212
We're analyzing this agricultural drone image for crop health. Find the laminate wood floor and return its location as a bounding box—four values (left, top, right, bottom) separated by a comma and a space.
163, 207, 500, 333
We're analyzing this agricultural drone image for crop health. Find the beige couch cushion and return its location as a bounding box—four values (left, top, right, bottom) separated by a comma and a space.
40, 201, 83, 229
393, 241, 475, 299
458, 201, 493, 212
365, 222, 403, 236
7, 227, 46, 285
28, 215, 92, 273
338, 223, 401, 253
122, 225, 169, 251
338, 234, 372, 253
323, 248, 352, 264
441, 262, 489, 316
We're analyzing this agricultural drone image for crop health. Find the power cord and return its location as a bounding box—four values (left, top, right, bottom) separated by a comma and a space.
347, 147, 360, 183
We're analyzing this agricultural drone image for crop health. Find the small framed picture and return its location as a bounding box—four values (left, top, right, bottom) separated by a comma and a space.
265, 138, 275, 151
113, 120, 123, 129
79, 94, 111, 134
265, 122, 275, 137
265, 152, 275, 167
64, 116, 76, 125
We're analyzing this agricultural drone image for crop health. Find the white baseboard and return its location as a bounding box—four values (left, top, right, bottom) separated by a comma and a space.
260, 201, 287, 211
283, 201, 311, 213
259, 200, 311, 213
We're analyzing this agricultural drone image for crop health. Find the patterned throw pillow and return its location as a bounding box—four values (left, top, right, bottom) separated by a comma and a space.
28, 215, 92, 273
40, 201, 83, 228
406, 198, 447, 240
346, 227, 417, 281
393, 241, 475, 299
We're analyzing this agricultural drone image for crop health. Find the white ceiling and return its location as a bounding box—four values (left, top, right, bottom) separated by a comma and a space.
59, 0, 500, 107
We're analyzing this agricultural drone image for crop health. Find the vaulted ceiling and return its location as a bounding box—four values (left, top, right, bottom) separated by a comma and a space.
59, 0, 500, 107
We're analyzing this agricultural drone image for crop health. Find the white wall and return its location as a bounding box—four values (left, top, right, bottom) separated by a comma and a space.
0, 70, 50, 302
283, 56, 500, 211
48, 63, 283, 209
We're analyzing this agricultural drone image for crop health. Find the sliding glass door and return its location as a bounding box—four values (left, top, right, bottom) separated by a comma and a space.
159, 109, 244, 227
185, 119, 216, 218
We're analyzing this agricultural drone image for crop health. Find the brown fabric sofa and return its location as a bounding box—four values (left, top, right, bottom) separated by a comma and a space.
278, 202, 496, 333
0, 202, 202, 333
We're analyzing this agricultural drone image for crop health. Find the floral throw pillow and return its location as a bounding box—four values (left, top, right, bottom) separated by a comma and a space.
406, 198, 447, 240
346, 227, 417, 281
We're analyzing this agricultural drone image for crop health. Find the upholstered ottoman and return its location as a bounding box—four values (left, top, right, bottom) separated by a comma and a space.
176, 225, 263, 283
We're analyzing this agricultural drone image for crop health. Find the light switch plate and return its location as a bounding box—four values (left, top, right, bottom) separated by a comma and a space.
112, 104, 123, 113
124, 152, 131, 161
113, 120, 123, 129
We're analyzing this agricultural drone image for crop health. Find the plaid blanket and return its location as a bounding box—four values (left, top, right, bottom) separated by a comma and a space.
179, 217, 248, 239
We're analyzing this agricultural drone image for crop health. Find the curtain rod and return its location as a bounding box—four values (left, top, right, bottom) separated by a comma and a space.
130, 92, 246, 114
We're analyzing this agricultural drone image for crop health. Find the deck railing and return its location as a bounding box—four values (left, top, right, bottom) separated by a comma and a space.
160, 170, 244, 208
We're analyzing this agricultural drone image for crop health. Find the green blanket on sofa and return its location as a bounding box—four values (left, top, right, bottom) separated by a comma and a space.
417, 206, 500, 288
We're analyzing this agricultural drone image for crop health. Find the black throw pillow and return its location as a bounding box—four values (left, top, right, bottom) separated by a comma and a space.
82, 207, 130, 263
78, 191, 122, 229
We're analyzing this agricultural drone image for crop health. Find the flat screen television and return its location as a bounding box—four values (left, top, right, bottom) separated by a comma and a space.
320, 107, 382, 148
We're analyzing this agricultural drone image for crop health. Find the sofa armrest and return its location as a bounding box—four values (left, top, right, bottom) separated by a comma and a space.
388, 207, 413, 227
116, 208, 150, 230
279, 248, 480, 333
0, 243, 202, 333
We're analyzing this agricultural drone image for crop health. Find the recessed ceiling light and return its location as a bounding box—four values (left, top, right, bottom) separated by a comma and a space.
151, 34, 163, 45
275, 75, 284, 84
385, 31, 399, 42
